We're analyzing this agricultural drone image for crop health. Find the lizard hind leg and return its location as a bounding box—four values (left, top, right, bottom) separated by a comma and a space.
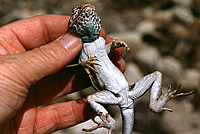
128, 71, 194, 113
82, 90, 123, 134
120, 104, 134, 134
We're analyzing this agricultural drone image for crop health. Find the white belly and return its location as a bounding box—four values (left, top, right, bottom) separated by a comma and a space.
82, 37, 129, 94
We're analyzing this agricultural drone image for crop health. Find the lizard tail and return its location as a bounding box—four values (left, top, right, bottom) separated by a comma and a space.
120, 105, 134, 134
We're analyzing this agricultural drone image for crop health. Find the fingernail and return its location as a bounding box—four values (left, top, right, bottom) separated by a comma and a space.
57, 33, 82, 50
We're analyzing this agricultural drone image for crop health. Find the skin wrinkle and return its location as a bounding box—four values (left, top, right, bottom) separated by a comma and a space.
35, 107, 60, 133
0, 63, 30, 89
33, 106, 40, 133
12, 18, 46, 50
29, 45, 66, 77
0, 58, 33, 90
0, 33, 18, 54
61, 102, 79, 127
40, 16, 51, 45
6, 27, 26, 53
32, 15, 70, 49
0, 68, 28, 100
42, 106, 59, 132
35, 100, 87, 133
34, 110, 51, 133
0, 45, 8, 55
18, 125, 31, 132
0, 82, 26, 106
38, 15, 70, 44
68, 101, 78, 125
0, 99, 18, 121
0, 85, 26, 112
0, 29, 26, 54
22, 50, 47, 82
17, 105, 37, 133
71, 101, 83, 124
51, 106, 62, 131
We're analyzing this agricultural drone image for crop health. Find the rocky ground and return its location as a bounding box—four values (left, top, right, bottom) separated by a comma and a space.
0, 0, 199, 134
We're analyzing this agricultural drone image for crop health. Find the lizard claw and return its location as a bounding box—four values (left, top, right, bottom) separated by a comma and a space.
161, 107, 173, 112
150, 84, 195, 113
80, 55, 100, 73
82, 112, 115, 133
166, 84, 195, 100
112, 40, 130, 51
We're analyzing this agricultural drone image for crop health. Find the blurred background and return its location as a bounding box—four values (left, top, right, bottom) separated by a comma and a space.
0, 0, 199, 134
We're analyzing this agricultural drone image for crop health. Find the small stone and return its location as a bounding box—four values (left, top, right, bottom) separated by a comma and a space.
154, 10, 174, 22
173, 0, 192, 7
179, 69, 200, 89
173, 6, 195, 25
169, 23, 189, 38
156, 56, 183, 79
109, 31, 142, 45
136, 20, 156, 34
163, 100, 200, 134
124, 62, 144, 85
135, 46, 161, 68
143, 7, 155, 19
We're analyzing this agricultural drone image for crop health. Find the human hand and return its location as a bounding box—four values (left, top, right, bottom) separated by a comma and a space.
0, 15, 126, 133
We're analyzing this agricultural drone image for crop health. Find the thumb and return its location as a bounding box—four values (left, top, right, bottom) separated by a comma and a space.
2, 32, 82, 88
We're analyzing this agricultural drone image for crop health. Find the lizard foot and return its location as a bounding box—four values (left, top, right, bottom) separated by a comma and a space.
80, 55, 100, 73
150, 85, 195, 112
82, 112, 115, 134
165, 84, 195, 99
112, 39, 130, 51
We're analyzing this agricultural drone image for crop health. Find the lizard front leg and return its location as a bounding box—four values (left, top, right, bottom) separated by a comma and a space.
80, 55, 99, 74
79, 55, 101, 90
106, 39, 130, 54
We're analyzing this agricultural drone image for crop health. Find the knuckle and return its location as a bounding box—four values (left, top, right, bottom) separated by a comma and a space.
33, 45, 62, 65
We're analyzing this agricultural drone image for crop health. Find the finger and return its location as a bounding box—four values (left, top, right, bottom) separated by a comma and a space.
32, 66, 91, 106
106, 37, 124, 58
34, 99, 93, 133
0, 15, 69, 51
0, 15, 107, 52
0, 32, 82, 90
99, 28, 106, 39
110, 47, 124, 59
112, 57, 126, 73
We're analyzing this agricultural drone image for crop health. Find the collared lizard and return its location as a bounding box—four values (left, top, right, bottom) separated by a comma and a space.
68, 3, 194, 134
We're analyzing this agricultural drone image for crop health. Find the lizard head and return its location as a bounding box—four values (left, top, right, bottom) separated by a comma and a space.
68, 4, 101, 43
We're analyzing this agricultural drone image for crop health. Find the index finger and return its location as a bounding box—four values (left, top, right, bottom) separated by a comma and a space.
0, 15, 69, 50
0, 15, 106, 50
